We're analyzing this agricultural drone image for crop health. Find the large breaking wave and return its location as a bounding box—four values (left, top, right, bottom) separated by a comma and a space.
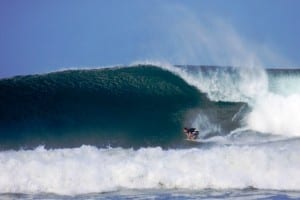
0, 65, 244, 149
1, 64, 300, 195
1, 64, 300, 147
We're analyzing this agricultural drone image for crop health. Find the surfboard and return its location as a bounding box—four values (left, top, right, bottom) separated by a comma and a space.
185, 138, 198, 142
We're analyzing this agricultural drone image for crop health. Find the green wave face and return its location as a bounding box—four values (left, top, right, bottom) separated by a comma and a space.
0, 65, 206, 149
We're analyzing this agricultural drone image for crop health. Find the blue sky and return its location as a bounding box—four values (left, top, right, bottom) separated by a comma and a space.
0, 0, 300, 77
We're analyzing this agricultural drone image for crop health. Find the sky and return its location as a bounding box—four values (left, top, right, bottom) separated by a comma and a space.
0, 0, 300, 77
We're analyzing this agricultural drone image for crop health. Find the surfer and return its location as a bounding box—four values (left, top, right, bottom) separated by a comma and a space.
183, 127, 199, 140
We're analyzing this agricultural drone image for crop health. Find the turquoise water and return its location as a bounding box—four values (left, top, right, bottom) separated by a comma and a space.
0, 65, 242, 149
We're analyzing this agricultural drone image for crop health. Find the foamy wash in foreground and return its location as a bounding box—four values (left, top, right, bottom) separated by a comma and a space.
0, 64, 300, 199
1, 143, 300, 194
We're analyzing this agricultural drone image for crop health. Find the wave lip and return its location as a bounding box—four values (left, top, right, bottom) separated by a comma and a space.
0, 145, 300, 195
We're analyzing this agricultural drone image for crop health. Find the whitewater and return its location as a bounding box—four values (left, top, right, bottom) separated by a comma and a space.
162, 63, 300, 137
1, 142, 300, 195
0, 64, 300, 199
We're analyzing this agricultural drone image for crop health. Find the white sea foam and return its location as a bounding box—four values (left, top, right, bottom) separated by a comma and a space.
246, 93, 300, 136
191, 113, 221, 138
0, 145, 299, 195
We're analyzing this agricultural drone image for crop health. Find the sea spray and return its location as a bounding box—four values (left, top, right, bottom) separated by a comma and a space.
161, 64, 268, 103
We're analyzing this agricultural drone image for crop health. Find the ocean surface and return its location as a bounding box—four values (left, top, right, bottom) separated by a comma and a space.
1, 64, 300, 199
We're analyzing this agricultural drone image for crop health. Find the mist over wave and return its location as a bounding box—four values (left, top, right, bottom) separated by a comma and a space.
0, 2, 299, 198
161, 63, 268, 103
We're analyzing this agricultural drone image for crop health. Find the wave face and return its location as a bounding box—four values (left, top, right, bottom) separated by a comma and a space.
1, 64, 300, 148
0, 65, 248, 149
0, 66, 208, 149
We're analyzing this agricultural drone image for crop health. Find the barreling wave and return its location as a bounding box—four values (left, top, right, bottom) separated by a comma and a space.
1, 63, 300, 149
0, 65, 245, 149
1, 64, 300, 196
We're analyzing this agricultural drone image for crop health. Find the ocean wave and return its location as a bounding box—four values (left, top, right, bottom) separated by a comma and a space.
1, 63, 300, 149
0, 65, 244, 149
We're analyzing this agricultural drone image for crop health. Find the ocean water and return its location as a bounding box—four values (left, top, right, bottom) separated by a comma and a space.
0, 64, 300, 199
